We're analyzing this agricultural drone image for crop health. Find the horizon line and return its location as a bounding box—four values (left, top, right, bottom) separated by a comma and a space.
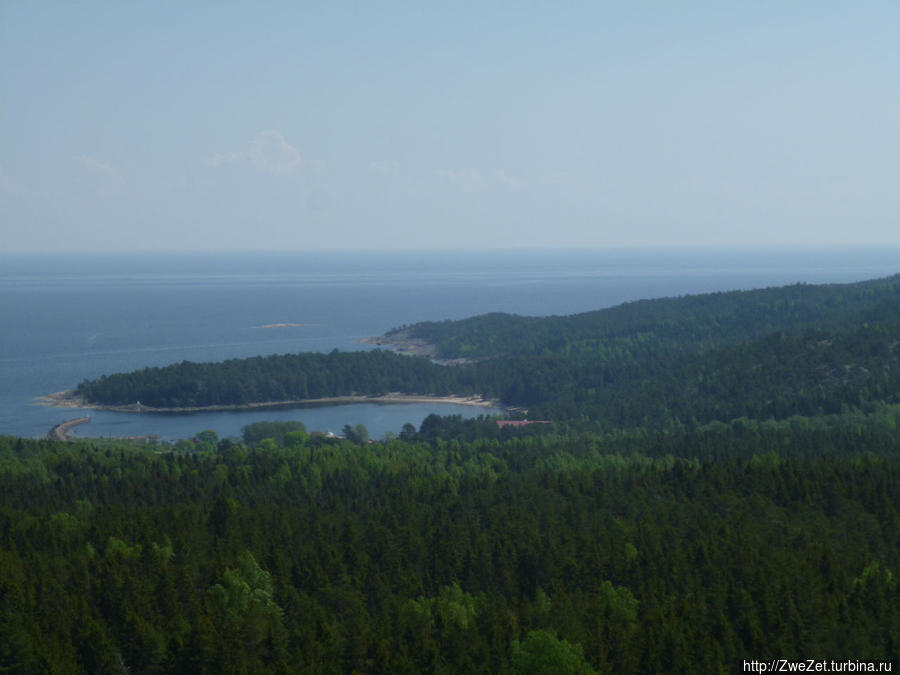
4, 243, 900, 256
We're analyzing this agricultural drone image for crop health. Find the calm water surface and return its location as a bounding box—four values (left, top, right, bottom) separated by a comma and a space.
1, 248, 897, 440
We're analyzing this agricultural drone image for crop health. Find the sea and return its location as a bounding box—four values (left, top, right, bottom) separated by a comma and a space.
1, 247, 898, 442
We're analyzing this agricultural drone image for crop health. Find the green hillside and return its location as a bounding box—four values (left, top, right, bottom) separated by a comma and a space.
76, 274, 900, 432
7, 273, 900, 671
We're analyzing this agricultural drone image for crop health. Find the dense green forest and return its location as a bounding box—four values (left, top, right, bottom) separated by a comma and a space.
2, 407, 899, 672
8, 274, 899, 672
77, 275, 900, 433
388, 274, 900, 361
76, 350, 476, 409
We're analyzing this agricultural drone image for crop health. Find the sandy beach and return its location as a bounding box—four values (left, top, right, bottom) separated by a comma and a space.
38, 389, 500, 414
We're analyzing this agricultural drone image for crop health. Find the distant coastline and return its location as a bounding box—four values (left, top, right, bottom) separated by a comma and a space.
37, 389, 500, 414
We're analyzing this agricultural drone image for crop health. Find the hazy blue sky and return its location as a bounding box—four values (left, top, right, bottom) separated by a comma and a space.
2, 2, 899, 251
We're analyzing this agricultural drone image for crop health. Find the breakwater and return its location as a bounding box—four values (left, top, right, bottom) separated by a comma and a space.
47, 417, 91, 441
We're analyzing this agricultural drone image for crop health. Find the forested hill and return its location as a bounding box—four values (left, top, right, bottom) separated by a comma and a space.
2, 411, 899, 671
9, 274, 900, 672
76, 350, 478, 409
75, 274, 900, 430
387, 273, 900, 360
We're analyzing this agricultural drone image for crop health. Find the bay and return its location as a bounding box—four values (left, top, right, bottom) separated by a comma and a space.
1, 247, 898, 441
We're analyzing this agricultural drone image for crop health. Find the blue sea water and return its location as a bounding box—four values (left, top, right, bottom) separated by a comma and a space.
1, 247, 898, 441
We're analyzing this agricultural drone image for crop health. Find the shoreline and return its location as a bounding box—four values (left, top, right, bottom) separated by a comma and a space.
37, 390, 502, 414
361, 331, 437, 358
361, 333, 476, 366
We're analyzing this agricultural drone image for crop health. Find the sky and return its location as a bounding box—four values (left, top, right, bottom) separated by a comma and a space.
1, 1, 899, 252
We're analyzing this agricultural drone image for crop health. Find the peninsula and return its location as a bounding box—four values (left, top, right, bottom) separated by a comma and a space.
11, 273, 900, 674
43, 273, 900, 433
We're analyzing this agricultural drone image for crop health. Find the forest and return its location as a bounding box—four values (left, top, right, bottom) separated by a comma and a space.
76, 275, 900, 432
4, 274, 899, 672
2, 407, 899, 673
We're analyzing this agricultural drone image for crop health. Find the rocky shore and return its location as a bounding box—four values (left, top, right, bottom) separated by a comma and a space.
360, 329, 437, 357
361, 331, 475, 366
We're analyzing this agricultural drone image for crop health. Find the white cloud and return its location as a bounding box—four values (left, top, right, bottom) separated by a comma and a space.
248, 130, 301, 173
75, 155, 119, 177
203, 131, 301, 173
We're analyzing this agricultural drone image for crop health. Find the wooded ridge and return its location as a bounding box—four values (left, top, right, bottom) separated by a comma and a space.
75, 274, 900, 432
7, 273, 898, 672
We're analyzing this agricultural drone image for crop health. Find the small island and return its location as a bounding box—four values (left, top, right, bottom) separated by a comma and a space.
255, 322, 308, 329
